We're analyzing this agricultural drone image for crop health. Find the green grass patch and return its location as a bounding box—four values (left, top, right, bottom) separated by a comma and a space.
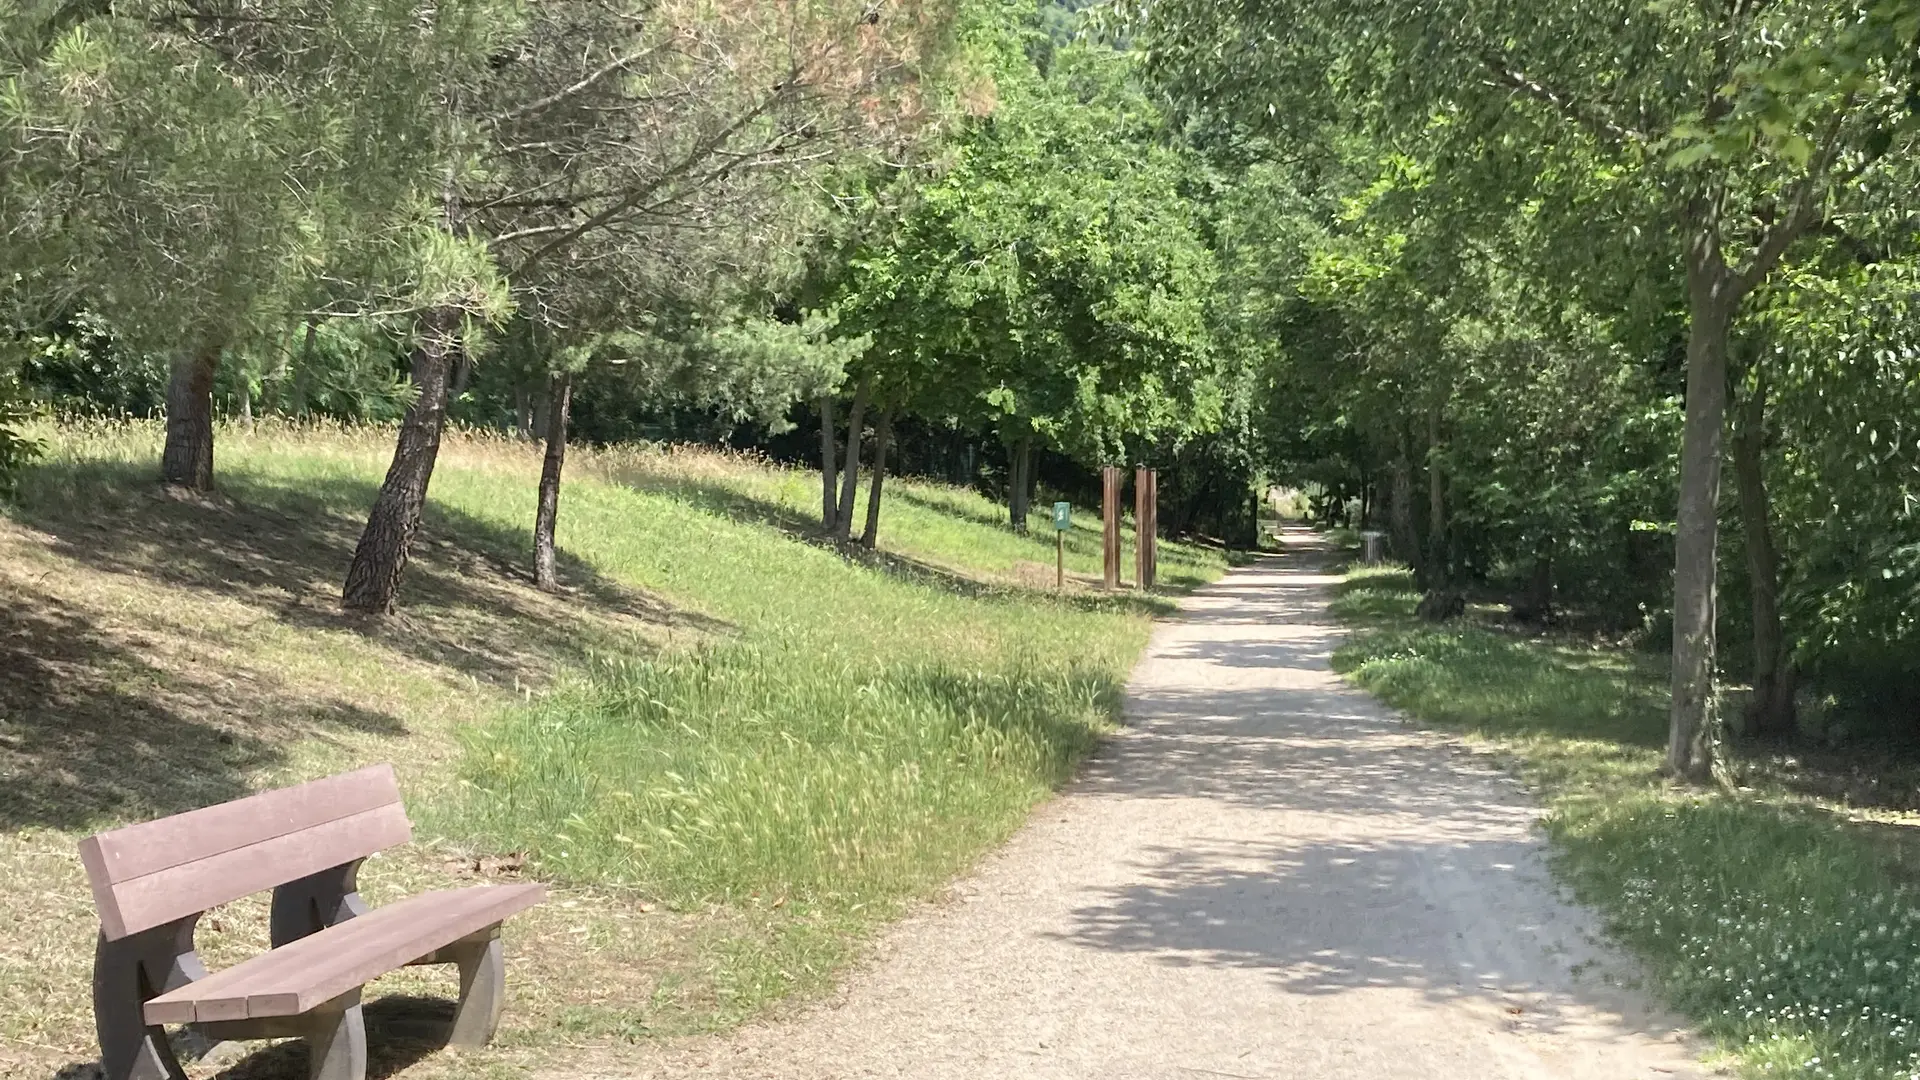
1332, 566, 1920, 1080
427, 447, 1170, 1023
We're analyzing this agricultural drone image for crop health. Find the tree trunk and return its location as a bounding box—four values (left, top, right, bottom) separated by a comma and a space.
161, 341, 221, 490
1388, 444, 1418, 573
530, 387, 551, 446
532, 372, 573, 592
819, 395, 838, 533
237, 376, 253, 431
515, 385, 535, 441
1008, 433, 1032, 534
1425, 408, 1447, 588
1513, 543, 1553, 623
290, 319, 318, 417
341, 308, 461, 614
449, 353, 473, 402
1733, 367, 1795, 738
1667, 233, 1740, 781
860, 406, 895, 549
834, 376, 870, 543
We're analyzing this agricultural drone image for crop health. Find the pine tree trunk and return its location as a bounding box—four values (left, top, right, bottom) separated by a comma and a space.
341, 308, 460, 614
1009, 433, 1032, 534
834, 376, 870, 543
533, 372, 573, 592
1733, 368, 1795, 738
819, 395, 838, 533
861, 406, 894, 549
161, 341, 221, 490
1667, 231, 1740, 781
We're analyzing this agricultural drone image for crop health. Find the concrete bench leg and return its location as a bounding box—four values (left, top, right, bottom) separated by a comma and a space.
447, 926, 505, 1047
94, 919, 204, 1080
307, 998, 368, 1080
271, 859, 368, 946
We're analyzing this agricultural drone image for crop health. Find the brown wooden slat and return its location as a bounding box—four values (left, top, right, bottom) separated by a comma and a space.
144, 885, 536, 1024
143, 885, 546, 1024
102, 804, 412, 940
248, 887, 541, 1018
79, 765, 401, 887
142, 887, 490, 1025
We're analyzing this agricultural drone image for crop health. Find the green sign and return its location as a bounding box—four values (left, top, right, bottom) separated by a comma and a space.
1052, 501, 1072, 531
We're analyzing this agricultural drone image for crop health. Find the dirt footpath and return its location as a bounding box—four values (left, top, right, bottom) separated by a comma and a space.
579, 533, 1705, 1079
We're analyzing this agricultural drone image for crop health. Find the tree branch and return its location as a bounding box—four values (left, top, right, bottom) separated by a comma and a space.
1737, 100, 1853, 287
1477, 49, 1646, 148
501, 75, 799, 277
482, 44, 665, 130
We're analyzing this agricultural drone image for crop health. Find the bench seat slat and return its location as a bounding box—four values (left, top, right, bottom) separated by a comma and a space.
143, 884, 545, 1025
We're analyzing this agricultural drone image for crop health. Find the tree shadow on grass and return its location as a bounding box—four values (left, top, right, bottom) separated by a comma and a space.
202, 995, 459, 1080
41, 994, 471, 1080
0, 578, 292, 830
16, 459, 727, 679
0, 459, 726, 832
889, 486, 1011, 530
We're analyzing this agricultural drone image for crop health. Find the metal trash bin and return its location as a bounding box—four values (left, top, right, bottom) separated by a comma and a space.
1361, 530, 1385, 565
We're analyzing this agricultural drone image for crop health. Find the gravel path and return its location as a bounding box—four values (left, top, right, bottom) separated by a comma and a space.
580, 532, 1705, 1079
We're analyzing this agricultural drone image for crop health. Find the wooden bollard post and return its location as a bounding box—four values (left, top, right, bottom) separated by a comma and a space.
1134, 467, 1158, 591
1101, 466, 1122, 590
1147, 469, 1157, 588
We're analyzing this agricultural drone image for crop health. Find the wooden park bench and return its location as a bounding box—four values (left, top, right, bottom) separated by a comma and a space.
77, 763, 546, 1080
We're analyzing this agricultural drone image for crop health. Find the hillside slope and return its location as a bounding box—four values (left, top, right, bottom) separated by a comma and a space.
0, 421, 1230, 1079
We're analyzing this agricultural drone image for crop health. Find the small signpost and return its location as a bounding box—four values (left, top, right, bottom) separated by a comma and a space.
1052, 501, 1071, 589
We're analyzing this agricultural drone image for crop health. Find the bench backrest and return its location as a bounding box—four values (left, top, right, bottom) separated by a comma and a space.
78, 764, 412, 941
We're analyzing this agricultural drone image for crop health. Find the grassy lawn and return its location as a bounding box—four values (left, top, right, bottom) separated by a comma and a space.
0, 420, 1231, 1079
1331, 565, 1920, 1080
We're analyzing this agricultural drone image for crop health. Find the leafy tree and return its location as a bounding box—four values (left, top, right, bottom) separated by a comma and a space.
823, 29, 1220, 537
1745, 255, 1920, 734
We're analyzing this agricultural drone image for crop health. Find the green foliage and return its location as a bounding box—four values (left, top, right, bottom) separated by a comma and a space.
1756, 262, 1920, 686
598, 310, 869, 433
0, 0, 480, 350
0, 364, 40, 498
825, 29, 1223, 467
11, 312, 169, 416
